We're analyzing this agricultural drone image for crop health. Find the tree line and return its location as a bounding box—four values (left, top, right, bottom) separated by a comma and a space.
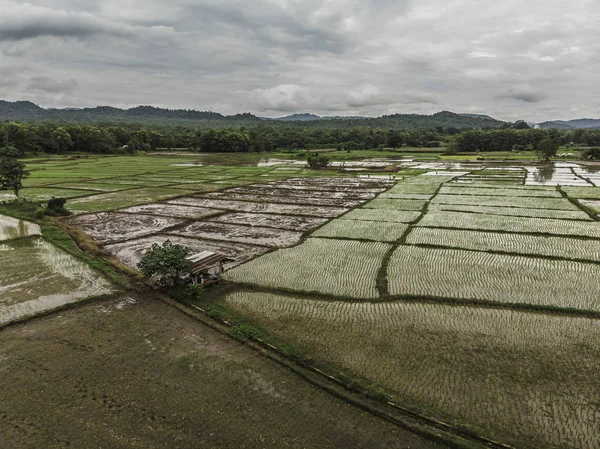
2, 120, 600, 156
0, 122, 447, 154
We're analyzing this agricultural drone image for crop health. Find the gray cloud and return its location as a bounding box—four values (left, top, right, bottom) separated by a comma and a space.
0, 3, 174, 41
0, 0, 598, 121
498, 85, 549, 103
28, 76, 78, 94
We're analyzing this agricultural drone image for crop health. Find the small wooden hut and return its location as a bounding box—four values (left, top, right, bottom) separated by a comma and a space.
186, 251, 231, 285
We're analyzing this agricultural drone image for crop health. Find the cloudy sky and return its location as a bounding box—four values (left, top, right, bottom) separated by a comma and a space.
0, 0, 599, 121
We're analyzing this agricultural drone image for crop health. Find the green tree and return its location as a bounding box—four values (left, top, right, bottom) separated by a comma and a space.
536, 138, 559, 161
137, 240, 191, 286
52, 127, 74, 152
306, 152, 329, 169
0, 147, 29, 200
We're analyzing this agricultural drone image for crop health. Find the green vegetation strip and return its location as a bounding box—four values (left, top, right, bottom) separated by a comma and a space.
406, 228, 600, 262
312, 220, 409, 242
432, 194, 577, 210
364, 198, 428, 211
428, 204, 591, 220
388, 246, 600, 312
417, 211, 600, 238
438, 186, 561, 198
224, 238, 390, 299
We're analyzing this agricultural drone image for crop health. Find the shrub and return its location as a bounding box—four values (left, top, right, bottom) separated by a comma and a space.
306, 152, 330, 169
46, 197, 69, 216
581, 147, 600, 160
230, 325, 263, 341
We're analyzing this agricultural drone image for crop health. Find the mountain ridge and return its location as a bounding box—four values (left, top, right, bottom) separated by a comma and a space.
0, 100, 505, 129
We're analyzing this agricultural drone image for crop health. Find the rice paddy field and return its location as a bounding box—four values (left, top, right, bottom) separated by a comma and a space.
215, 165, 600, 449
0, 219, 114, 325
5, 154, 600, 449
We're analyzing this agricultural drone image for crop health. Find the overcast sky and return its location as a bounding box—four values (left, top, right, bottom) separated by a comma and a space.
0, 0, 599, 121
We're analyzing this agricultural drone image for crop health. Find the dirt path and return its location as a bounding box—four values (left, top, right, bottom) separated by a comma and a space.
0, 294, 443, 449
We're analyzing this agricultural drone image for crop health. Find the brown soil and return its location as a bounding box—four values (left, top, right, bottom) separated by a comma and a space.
172, 222, 304, 247
104, 235, 269, 270
168, 198, 347, 217
0, 295, 443, 449
200, 191, 364, 208
208, 212, 328, 232
67, 212, 185, 244
225, 185, 380, 200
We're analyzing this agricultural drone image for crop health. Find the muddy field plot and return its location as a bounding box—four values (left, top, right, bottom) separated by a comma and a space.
118, 203, 224, 219
0, 238, 113, 324
172, 221, 304, 247
169, 197, 348, 217
209, 212, 328, 231
200, 191, 364, 208
104, 234, 269, 269
0, 295, 441, 449
67, 212, 185, 244
226, 185, 380, 200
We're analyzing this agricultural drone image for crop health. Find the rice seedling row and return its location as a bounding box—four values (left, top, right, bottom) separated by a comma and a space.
67, 188, 194, 214
384, 183, 440, 195
428, 204, 591, 220
224, 238, 390, 299
406, 227, 600, 262
312, 219, 409, 242
417, 211, 600, 238
432, 194, 578, 210
562, 186, 600, 199
438, 186, 561, 198
223, 289, 600, 449
340, 209, 422, 223
363, 198, 428, 211
387, 246, 600, 312
446, 183, 556, 191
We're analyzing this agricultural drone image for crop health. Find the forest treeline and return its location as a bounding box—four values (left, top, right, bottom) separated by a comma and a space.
1, 120, 600, 155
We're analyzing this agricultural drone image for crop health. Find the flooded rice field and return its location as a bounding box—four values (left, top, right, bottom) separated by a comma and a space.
104, 234, 269, 269
68, 177, 392, 272
169, 197, 349, 217
0, 215, 41, 242
208, 212, 328, 231
0, 237, 113, 325
200, 191, 364, 208
67, 212, 186, 244
173, 221, 304, 247
117, 203, 223, 219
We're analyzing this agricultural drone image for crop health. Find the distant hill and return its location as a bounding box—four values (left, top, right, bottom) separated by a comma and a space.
459, 113, 496, 120
0, 101, 505, 130
0, 101, 261, 125
538, 118, 600, 129
274, 113, 322, 121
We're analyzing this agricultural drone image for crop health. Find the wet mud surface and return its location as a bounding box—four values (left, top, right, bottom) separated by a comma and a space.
0, 295, 442, 449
